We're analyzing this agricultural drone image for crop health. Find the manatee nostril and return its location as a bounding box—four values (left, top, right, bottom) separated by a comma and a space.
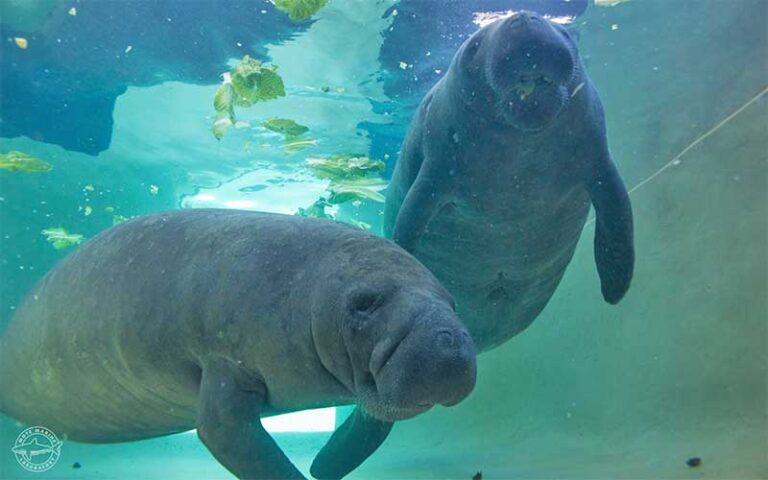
436, 329, 455, 348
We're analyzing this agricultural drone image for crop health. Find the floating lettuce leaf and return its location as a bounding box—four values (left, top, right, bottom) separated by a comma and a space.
212, 116, 234, 140
214, 83, 236, 121
327, 178, 388, 204
112, 215, 129, 225
211, 57, 286, 139
296, 197, 334, 219
231, 56, 285, 106
42, 228, 85, 250
306, 154, 385, 181
273, 0, 328, 22
263, 117, 309, 137
284, 138, 318, 153
347, 219, 372, 231
0, 151, 52, 173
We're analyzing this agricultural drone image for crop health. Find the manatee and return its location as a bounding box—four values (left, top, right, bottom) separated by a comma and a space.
384, 12, 634, 351
0, 209, 476, 479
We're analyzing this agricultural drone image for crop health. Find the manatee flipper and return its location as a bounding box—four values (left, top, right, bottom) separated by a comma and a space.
391, 158, 445, 253
586, 156, 635, 304
196, 360, 305, 480
310, 406, 393, 480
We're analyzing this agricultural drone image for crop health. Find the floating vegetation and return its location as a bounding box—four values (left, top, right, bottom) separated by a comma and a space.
263, 118, 309, 137
306, 154, 385, 181
327, 178, 387, 204
273, 0, 328, 22
303, 154, 388, 216
348, 219, 372, 231
238, 184, 268, 193
112, 215, 129, 225
284, 138, 319, 153
0, 151, 52, 173
42, 228, 85, 250
296, 197, 334, 219
14, 37, 28, 49
212, 56, 286, 139
262, 118, 317, 153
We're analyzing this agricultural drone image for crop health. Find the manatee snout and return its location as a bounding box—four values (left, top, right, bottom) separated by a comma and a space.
482, 11, 575, 130
496, 12, 574, 85
373, 306, 476, 417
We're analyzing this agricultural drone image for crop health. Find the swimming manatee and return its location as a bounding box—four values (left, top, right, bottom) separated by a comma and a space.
384, 11, 635, 351
0, 209, 476, 479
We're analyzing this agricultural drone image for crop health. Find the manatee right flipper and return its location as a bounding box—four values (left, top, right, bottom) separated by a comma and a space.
310, 406, 393, 480
196, 359, 305, 480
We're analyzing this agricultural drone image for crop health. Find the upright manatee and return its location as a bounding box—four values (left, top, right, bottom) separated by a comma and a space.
384, 11, 634, 351
1, 209, 476, 479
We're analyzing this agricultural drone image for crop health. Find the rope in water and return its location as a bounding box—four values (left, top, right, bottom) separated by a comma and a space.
585, 85, 768, 227
628, 85, 768, 195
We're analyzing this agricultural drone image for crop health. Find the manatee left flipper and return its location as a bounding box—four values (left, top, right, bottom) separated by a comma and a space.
310, 406, 393, 480
196, 359, 305, 479
586, 156, 635, 304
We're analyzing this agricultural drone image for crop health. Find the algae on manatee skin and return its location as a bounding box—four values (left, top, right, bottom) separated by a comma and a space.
41, 227, 85, 250
273, 0, 328, 22
0, 151, 53, 173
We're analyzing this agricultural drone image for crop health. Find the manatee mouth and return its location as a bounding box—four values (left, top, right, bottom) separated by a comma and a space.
499, 73, 568, 131
361, 397, 434, 422
369, 326, 409, 380
511, 73, 555, 101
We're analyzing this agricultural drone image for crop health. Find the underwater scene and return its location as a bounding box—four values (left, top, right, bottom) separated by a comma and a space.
0, 0, 766, 479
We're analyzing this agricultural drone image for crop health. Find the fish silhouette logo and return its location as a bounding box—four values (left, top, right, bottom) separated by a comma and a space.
12, 426, 62, 472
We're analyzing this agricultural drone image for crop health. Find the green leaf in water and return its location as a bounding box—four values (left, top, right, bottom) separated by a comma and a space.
273, 0, 328, 22
263, 117, 309, 137
231, 56, 286, 106
213, 83, 236, 120
211, 56, 286, 139
306, 154, 385, 181
284, 137, 318, 154
347, 219, 372, 231
296, 197, 334, 219
41, 227, 85, 250
327, 178, 387, 204
0, 151, 52, 173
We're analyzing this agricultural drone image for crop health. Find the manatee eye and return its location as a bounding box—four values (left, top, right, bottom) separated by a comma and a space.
349, 291, 383, 314
464, 38, 482, 59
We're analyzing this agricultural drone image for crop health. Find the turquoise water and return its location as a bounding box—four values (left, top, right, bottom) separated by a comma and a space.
1, 0, 766, 479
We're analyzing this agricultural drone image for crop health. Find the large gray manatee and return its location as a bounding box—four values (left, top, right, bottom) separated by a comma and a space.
0, 209, 476, 479
384, 12, 635, 351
